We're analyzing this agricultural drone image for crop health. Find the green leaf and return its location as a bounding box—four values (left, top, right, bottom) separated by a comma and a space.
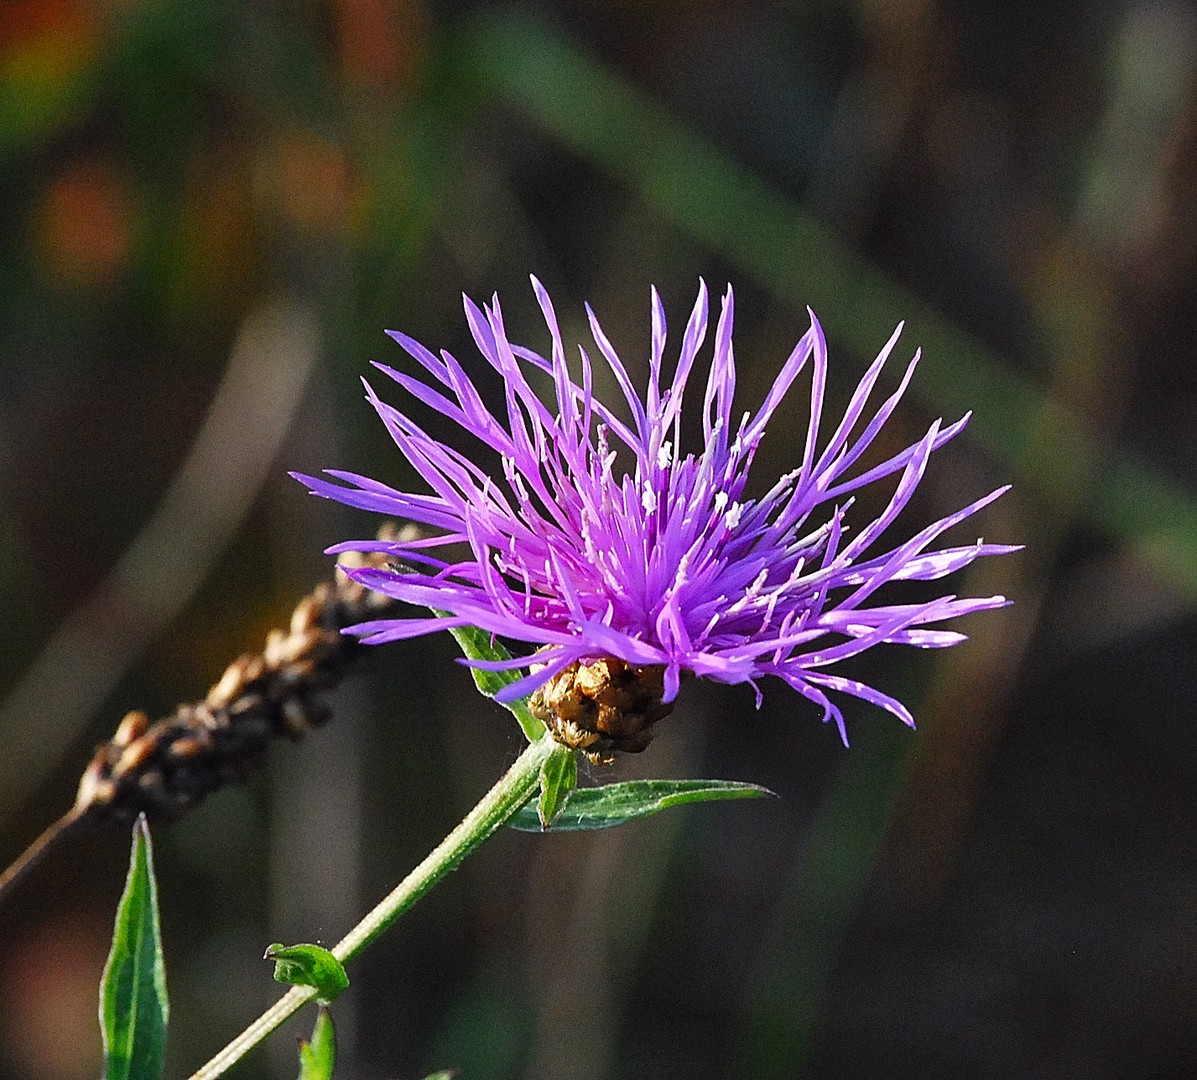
441, 617, 547, 742
297, 1007, 336, 1080
265, 944, 349, 1004
508, 778, 777, 832
100, 814, 168, 1080
419, 1072, 457, 1080
536, 745, 578, 829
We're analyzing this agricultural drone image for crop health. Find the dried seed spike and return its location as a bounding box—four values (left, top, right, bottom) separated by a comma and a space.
168, 733, 212, 760
0, 523, 407, 904
113, 710, 150, 747
88, 777, 117, 807
208, 659, 249, 708
278, 628, 324, 667
113, 734, 161, 778
238, 655, 267, 685
290, 594, 322, 635
262, 628, 289, 666
75, 752, 116, 810
225, 694, 260, 718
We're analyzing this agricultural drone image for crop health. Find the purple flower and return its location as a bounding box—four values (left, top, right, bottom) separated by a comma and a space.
295, 279, 1018, 743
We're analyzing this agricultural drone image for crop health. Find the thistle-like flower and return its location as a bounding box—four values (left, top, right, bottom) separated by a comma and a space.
296, 279, 1017, 752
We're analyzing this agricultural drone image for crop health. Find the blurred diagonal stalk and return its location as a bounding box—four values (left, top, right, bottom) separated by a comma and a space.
0, 298, 319, 831
467, 8, 1197, 600
459, 11, 1191, 1076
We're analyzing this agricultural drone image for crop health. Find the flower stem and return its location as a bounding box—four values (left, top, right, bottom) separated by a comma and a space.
188, 733, 557, 1080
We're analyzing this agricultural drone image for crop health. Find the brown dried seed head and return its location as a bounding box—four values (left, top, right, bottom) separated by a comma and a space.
114, 734, 160, 778
75, 747, 116, 809
191, 700, 230, 728
167, 733, 212, 760
208, 658, 251, 708
262, 628, 289, 666
289, 628, 328, 665
112, 710, 150, 748
277, 657, 317, 686
290, 594, 322, 636
226, 693, 261, 717
58, 519, 411, 831
75, 767, 117, 809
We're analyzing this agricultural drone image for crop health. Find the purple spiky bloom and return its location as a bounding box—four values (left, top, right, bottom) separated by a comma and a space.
295, 278, 1018, 742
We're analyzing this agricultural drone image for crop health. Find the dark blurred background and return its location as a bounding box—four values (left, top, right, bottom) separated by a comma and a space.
1, 1, 1195, 1078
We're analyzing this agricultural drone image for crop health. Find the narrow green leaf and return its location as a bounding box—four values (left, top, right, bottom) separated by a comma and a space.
441, 617, 547, 742
536, 745, 578, 829
420, 1072, 457, 1080
508, 779, 777, 832
265, 943, 349, 1004
100, 814, 168, 1080
297, 1007, 336, 1080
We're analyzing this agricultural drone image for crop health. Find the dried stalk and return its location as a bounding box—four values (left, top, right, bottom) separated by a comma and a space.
0, 539, 404, 901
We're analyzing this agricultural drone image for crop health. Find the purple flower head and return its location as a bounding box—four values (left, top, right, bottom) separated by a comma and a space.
295, 278, 1018, 744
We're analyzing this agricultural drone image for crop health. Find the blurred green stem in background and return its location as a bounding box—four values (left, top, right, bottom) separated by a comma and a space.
468, 8, 1197, 601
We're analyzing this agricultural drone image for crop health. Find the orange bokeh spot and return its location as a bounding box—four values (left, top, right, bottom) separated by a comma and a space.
269, 130, 355, 234
36, 158, 133, 287
0, 0, 90, 50
334, 0, 424, 92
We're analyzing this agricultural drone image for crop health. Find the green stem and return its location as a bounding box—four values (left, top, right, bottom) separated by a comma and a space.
188, 734, 557, 1080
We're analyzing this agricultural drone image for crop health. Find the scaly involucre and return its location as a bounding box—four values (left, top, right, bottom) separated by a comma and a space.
296, 278, 1018, 741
